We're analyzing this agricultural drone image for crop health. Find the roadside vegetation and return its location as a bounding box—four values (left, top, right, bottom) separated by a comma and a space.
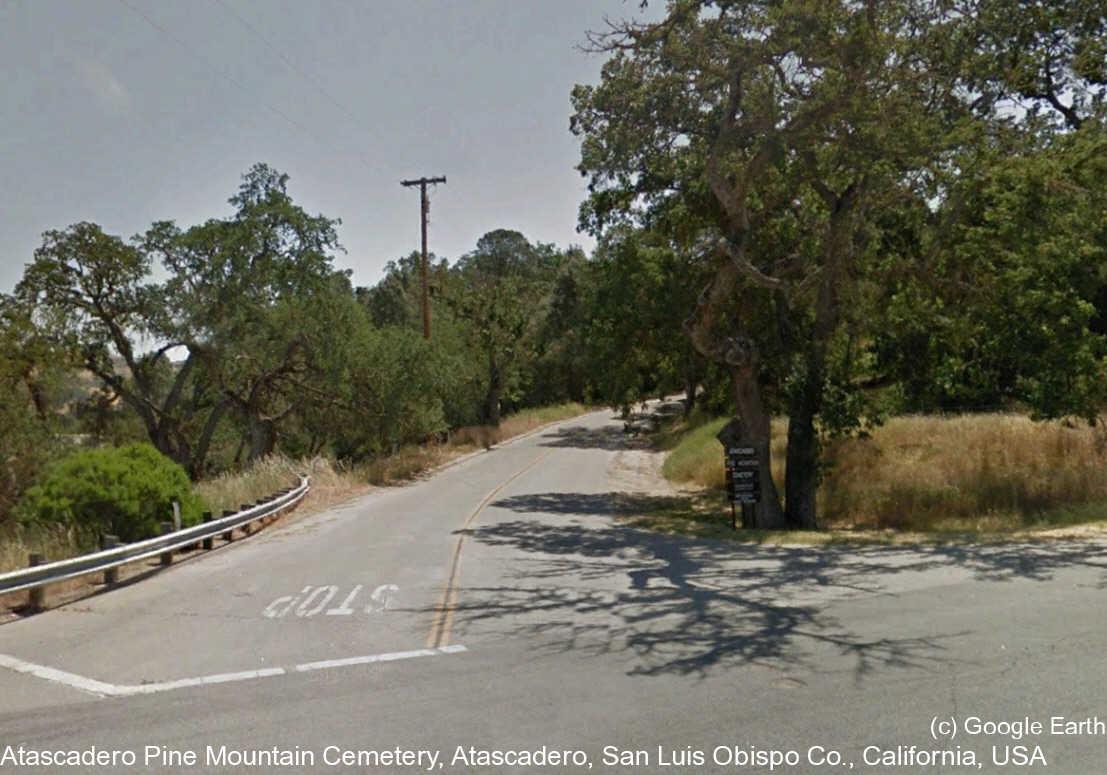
3, 4, 1107, 571
0, 403, 590, 573
645, 412, 1107, 543
572, 1, 1107, 530
196, 402, 589, 513
0, 165, 601, 569
0, 522, 99, 577
361, 402, 588, 485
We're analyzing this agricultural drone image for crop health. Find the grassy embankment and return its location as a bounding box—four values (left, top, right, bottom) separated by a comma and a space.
0, 402, 590, 573
629, 410, 1107, 543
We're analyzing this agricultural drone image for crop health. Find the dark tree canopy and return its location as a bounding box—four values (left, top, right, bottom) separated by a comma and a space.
572, 0, 1107, 528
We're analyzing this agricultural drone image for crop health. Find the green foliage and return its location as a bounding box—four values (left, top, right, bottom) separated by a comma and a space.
527, 248, 593, 406
13, 222, 193, 456
14, 164, 363, 477
445, 229, 560, 424
660, 417, 731, 489
0, 296, 71, 524
331, 325, 449, 458
958, 0, 1106, 132
874, 126, 1107, 420
357, 254, 487, 428
146, 163, 352, 466
17, 443, 206, 542
358, 251, 448, 330
0, 386, 62, 526
580, 227, 708, 408
571, 0, 983, 527
572, 0, 1107, 528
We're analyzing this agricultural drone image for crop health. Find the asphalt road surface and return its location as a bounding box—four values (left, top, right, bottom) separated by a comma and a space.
2, 408, 1106, 774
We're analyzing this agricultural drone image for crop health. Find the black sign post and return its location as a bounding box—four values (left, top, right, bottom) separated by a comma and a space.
716, 420, 760, 529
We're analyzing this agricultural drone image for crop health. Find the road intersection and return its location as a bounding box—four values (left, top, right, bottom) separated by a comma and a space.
2, 409, 1105, 773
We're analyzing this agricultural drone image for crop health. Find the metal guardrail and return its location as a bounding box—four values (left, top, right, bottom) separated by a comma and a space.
0, 476, 310, 599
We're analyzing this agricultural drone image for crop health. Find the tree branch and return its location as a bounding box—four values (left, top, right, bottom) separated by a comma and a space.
719, 238, 788, 294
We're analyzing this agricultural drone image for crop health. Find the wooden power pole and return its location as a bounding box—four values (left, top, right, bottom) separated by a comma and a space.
400, 175, 446, 339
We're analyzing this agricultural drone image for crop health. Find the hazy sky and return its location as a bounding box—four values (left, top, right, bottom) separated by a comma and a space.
2, 0, 657, 293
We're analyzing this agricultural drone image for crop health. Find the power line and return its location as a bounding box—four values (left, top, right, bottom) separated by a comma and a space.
115, 0, 381, 176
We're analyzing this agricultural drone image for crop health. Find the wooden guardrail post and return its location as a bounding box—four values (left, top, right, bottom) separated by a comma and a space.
159, 522, 173, 566
202, 512, 213, 550
28, 553, 45, 612
102, 536, 119, 586
276, 489, 290, 517
222, 509, 235, 542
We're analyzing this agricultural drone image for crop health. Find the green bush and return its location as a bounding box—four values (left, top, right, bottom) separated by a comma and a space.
17, 443, 206, 542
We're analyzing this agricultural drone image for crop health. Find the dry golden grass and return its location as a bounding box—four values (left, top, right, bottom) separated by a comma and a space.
662, 412, 1107, 536
0, 522, 100, 574
361, 444, 456, 485
363, 402, 591, 484
187, 405, 597, 512
195, 454, 369, 517
196, 403, 592, 503
499, 403, 590, 437
821, 414, 1107, 532
0, 456, 365, 576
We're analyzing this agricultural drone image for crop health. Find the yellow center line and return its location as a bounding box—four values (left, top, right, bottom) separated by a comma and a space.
426, 450, 552, 648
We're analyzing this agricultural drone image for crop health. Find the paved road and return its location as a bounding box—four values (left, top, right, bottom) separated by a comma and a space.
2, 409, 1106, 773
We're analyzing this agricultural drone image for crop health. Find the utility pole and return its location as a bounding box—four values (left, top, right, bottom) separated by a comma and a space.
400, 175, 446, 339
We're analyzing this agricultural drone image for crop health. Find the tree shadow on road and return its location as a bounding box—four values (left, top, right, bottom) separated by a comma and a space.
491, 492, 1107, 584
442, 492, 1107, 681
538, 424, 651, 451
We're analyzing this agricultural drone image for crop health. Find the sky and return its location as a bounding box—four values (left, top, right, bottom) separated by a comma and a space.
1, 0, 659, 294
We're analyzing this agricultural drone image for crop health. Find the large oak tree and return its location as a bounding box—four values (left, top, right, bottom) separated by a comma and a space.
572, 0, 976, 527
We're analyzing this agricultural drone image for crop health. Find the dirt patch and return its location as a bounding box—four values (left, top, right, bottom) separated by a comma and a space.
609, 400, 694, 489
1016, 523, 1107, 540
608, 443, 683, 499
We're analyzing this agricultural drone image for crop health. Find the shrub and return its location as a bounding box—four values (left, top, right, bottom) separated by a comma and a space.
17, 443, 206, 542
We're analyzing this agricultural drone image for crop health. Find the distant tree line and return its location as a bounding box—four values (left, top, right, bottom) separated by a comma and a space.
0, 164, 687, 523
2, 1, 1105, 533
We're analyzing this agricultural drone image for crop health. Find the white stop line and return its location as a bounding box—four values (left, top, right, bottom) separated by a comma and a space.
0, 645, 467, 699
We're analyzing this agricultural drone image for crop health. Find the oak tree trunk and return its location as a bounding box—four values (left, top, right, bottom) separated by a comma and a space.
730, 364, 786, 529
784, 410, 820, 530
486, 354, 503, 427
246, 417, 277, 462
